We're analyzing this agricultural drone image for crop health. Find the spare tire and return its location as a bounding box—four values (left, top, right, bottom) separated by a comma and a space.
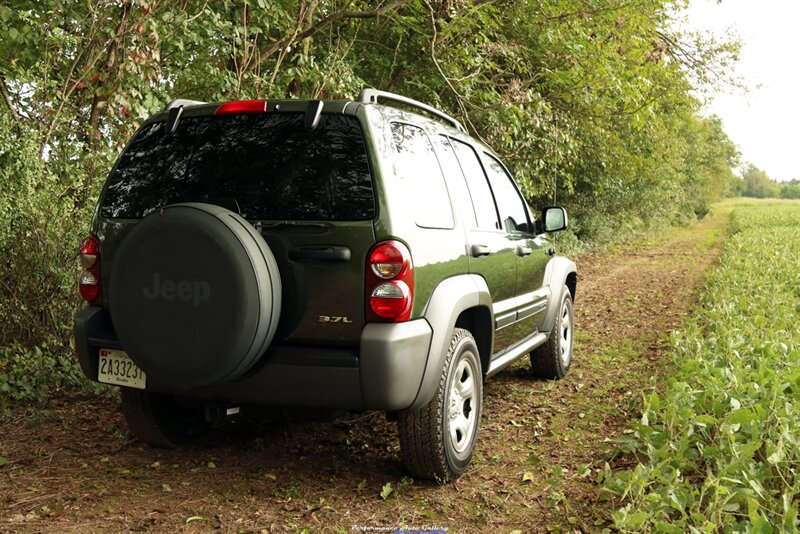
109, 203, 281, 390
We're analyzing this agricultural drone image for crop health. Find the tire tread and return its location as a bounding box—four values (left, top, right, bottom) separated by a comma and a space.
530, 289, 572, 380
399, 328, 477, 482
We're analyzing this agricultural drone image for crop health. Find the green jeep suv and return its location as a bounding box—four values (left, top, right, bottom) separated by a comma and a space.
74, 89, 577, 481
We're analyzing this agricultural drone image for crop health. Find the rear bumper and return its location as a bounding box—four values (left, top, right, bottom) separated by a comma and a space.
74, 307, 432, 411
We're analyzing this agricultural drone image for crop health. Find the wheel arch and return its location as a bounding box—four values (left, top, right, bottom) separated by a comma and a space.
454, 306, 492, 381
538, 256, 577, 335
566, 271, 577, 301
408, 274, 493, 410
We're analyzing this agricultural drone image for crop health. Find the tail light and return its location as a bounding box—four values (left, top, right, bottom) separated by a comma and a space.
366, 240, 414, 322
214, 100, 267, 115
79, 236, 102, 304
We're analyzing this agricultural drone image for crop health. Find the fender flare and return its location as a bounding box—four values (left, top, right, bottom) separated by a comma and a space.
537, 255, 577, 335
408, 274, 493, 409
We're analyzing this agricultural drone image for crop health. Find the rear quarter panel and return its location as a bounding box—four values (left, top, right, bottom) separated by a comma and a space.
359, 105, 471, 318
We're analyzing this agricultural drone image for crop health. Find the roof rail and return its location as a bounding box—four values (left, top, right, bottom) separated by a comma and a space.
164, 99, 207, 110
357, 88, 466, 133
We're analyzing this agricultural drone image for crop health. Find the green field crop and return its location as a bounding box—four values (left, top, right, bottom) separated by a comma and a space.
604, 202, 800, 532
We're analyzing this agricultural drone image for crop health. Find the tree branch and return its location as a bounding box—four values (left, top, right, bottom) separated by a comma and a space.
0, 75, 23, 120
257, 0, 408, 68
423, 0, 479, 136
87, 0, 133, 133
535, 0, 644, 22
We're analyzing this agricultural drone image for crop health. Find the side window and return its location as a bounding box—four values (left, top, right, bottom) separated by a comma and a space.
391, 123, 454, 229
483, 153, 529, 233
450, 139, 500, 230
434, 136, 478, 228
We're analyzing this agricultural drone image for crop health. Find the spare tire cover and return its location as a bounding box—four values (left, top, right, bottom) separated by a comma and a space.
109, 203, 281, 390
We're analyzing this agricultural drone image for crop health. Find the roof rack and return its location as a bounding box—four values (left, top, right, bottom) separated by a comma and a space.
357, 88, 466, 133
164, 99, 207, 110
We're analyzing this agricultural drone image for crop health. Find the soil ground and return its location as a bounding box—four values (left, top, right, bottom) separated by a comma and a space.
0, 207, 732, 534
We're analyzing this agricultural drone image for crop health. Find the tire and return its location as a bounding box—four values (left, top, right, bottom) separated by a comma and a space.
120, 388, 208, 448
398, 328, 482, 482
530, 287, 574, 379
109, 203, 281, 390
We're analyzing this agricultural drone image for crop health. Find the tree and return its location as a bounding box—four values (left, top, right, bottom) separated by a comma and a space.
741, 163, 780, 198
728, 174, 747, 197
780, 179, 800, 199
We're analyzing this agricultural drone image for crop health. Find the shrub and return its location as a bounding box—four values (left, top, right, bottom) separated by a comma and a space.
0, 113, 95, 402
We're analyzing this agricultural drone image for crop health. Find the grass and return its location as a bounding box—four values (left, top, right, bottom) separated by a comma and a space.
604, 199, 800, 532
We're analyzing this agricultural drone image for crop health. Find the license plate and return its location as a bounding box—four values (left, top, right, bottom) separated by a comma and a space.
98, 349, 146, 389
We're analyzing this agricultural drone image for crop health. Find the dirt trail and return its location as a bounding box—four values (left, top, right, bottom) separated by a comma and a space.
0, 211, 730, 533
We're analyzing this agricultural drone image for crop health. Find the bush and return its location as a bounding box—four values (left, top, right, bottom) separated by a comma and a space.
0, 112, 95, 402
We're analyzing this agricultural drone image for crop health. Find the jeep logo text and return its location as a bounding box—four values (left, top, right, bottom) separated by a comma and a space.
142, 273, 210, 305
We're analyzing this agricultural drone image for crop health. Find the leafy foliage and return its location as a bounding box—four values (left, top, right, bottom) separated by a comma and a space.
0, 110, 89, 401
735, 163, 800, 200
335, 0, 741, 237
0, 0, 741, 400
741, 163, 781, 199
604, 201, 800, 531
780, 180, 800, 200
738, 163, 800, 200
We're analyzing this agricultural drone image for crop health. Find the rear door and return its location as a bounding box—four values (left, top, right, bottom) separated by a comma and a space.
100, 112, 376, 347
481, 153, 550, 343
446, 138, 520, 354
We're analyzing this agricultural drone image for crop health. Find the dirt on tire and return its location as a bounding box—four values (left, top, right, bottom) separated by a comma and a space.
0, 213, 730, 533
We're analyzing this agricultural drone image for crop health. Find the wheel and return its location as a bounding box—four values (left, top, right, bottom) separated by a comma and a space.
530, 287, 574, 379
120, 388, 209, 448
398, 328, 482, 482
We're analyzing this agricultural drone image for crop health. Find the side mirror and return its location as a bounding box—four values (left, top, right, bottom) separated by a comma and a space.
541, 206, 568, 233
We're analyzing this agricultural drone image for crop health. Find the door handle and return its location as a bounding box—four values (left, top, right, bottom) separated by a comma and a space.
516, 245, 532, 257
470, 244, 492, 257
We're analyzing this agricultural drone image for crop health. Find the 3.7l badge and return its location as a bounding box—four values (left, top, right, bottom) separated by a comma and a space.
318, 315, 352, 323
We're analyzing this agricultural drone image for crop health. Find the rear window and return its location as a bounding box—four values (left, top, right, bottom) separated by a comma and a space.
101, 113, 375, 220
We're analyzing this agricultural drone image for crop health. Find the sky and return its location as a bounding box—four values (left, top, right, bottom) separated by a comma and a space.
681, 0, 800, 182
